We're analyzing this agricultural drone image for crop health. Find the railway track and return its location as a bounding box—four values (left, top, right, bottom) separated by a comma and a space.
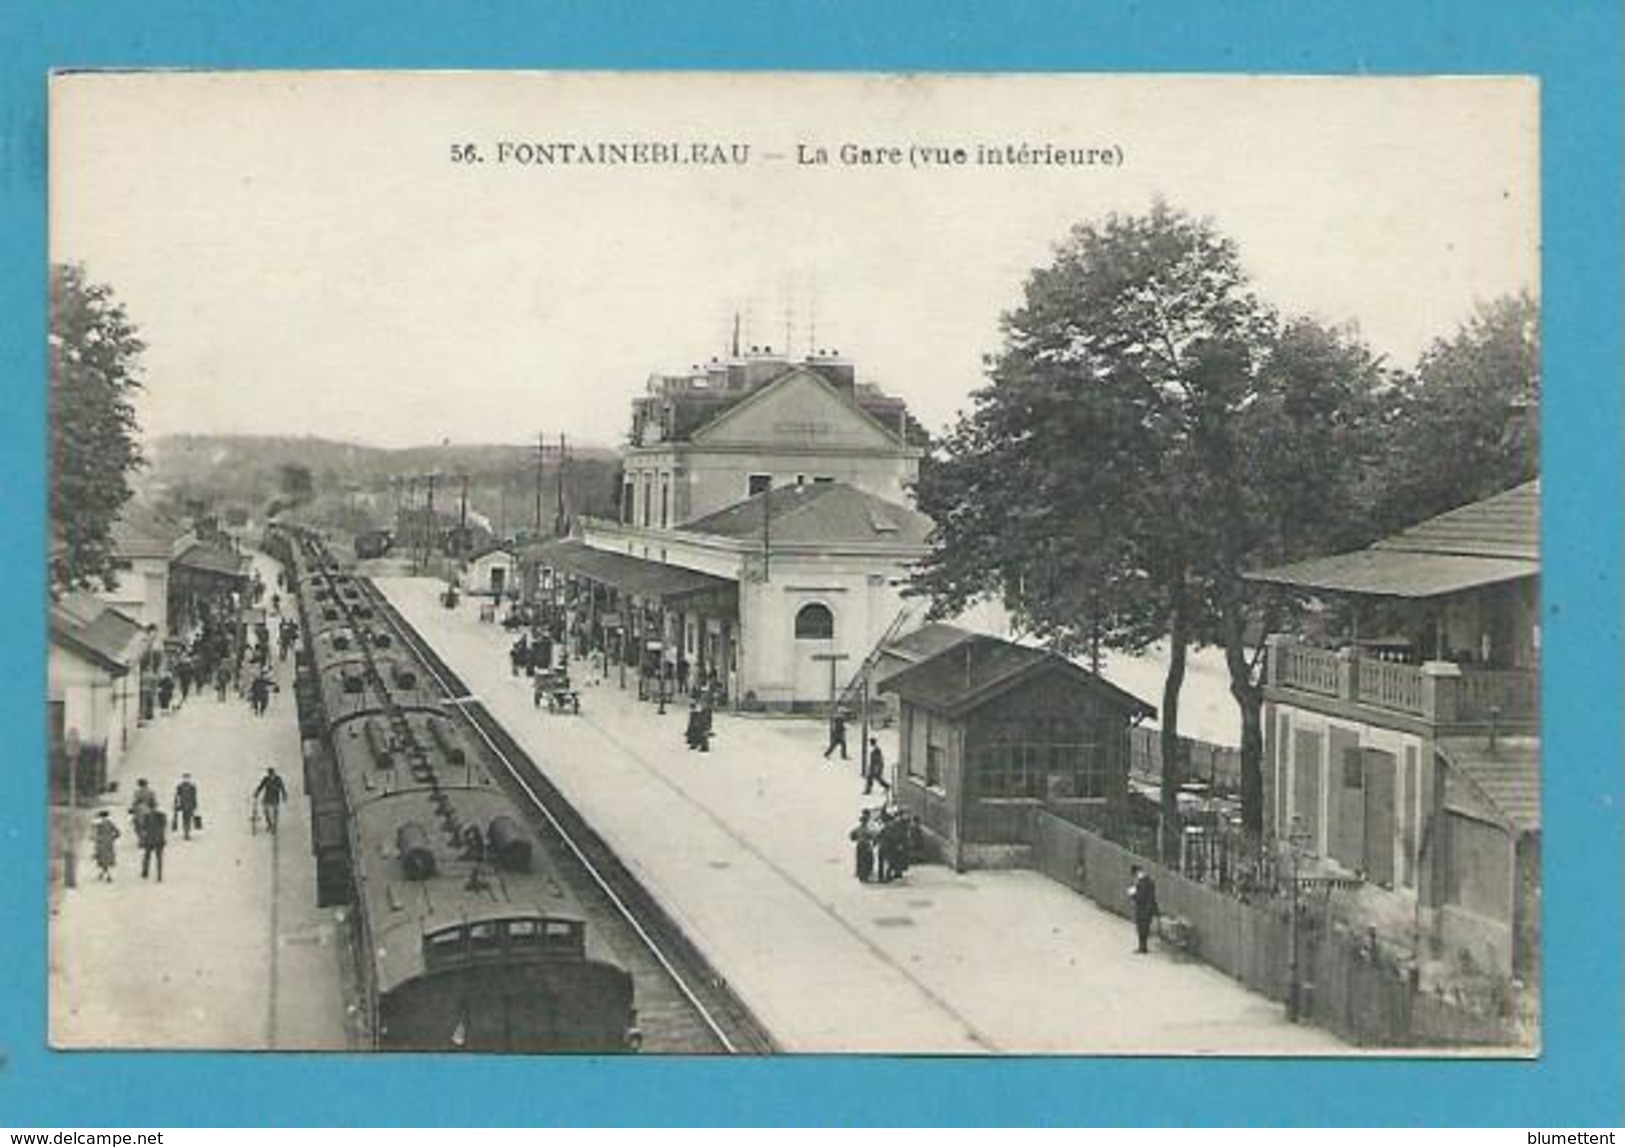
356, 577, 777, 1055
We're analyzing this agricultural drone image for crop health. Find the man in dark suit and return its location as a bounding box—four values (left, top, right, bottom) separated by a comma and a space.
863, 737, 890, 795
823, 710, 848, 761
139, 805, 167, 882
173, 774, 200, 840
1129, 865, 1160, 953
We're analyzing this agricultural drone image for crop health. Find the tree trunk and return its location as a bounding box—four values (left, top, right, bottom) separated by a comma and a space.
1221, 592, 1266, 838
1159, 575, 1188, 866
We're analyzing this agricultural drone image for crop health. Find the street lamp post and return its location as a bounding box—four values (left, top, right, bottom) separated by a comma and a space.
1285, 815, 1313, 1022
63, 728, 81, 889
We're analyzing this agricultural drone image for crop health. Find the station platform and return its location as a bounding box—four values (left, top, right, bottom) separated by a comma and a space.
49, 549, 351, 1051
379, 577, 1343, 1055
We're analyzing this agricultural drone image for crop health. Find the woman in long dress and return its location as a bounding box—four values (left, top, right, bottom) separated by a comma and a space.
92, 810, 121, 881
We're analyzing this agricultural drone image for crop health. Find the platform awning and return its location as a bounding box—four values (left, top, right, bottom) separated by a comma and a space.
526, 540, 737, 610
1245, 549, 1537, 599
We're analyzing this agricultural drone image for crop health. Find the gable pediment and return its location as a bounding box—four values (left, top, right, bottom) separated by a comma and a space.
692, 368, 901, 451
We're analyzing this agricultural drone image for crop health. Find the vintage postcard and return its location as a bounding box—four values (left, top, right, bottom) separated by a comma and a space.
46, 71, 1539, 1056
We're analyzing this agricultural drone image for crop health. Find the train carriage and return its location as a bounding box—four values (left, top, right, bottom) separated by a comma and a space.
351, 786, 635, 1051
273, 523, 638, 1053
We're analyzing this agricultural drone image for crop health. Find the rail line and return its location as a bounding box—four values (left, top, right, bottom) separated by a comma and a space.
356, 577, 777, 1055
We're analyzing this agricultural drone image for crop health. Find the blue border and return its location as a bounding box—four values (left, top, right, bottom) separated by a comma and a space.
3, 0, 1620, 1128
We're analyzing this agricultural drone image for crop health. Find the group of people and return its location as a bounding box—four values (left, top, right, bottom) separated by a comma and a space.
88, 765, 291, 883
509, 629, 563, 679
848, 806, 917, 884
91, 773, 199, 883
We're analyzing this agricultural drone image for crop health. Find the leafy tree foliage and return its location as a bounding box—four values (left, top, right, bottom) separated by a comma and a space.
913, 202, 1275, 859
49, 264, 146, 595
1216, 320, 1393, 830
913, 204, 1403, 849
1375, 293, 1539, 533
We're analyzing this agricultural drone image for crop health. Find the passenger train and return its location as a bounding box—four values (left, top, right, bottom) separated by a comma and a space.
269, 524, 638, 1052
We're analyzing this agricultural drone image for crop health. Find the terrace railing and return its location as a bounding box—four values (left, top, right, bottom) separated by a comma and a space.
1266, 637, 1538, 730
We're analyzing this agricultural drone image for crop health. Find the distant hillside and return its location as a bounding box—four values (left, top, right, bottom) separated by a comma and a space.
139, 433, 623, 537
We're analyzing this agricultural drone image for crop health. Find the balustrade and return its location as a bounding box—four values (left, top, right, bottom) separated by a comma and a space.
1267, 637, 1537, 728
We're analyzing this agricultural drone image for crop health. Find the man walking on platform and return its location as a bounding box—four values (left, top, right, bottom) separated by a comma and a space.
253, 766, 289, 834
863, 737, 890, 795
1128, 864, 1160, 954
128, 778, 158, 833
173, 774, 200, 840
138, 804, 167, 881
248, 671, 271, 717
823, 710, 849, 761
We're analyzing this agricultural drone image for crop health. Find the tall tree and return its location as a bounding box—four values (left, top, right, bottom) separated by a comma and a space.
49, 263, 146, 595
912, 202, 1274, 861
1375, 293, 1540, 532
1215, 319, 1392, 833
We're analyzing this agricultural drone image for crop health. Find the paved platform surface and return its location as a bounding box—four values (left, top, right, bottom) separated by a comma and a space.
380, 576, 1344, 1055
50, 549, 351, 1051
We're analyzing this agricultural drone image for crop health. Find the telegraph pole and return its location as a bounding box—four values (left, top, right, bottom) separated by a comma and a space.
534, 432, 546, 537
554, 432, 568, 536
422, 472, 438, 573
458, 472, 469, 555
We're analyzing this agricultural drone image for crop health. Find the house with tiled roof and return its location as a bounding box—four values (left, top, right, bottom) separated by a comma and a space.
462, 540, 518, 599
104, 503, 187, 639
1247, 479, 1540, 983
48, 591, 153, 785
523, 347, 937, 709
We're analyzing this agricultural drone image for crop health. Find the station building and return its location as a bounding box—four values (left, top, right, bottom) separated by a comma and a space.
524, 346, 934, 709
1248, 480, 1540, 981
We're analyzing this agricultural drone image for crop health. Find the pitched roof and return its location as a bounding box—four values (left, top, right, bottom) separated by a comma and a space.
882, 622, 974, 665
110, 503, 186, 559
879, 633, 1156, 720
466, 540, 515, 563
1438, 735, 1540, 833
682, 482, 933, 547
1247, 480, 1539, 598
1374, 480, 1539, 561
174, 540, 251, 580
50, 592, 148, 673
689, 365, 909, 447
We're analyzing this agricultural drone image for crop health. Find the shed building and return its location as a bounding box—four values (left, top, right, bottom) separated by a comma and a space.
880, 635, 1155, 870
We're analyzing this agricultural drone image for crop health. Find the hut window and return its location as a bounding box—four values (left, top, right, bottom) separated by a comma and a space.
976, 737, 1101, 800
794, 603, 835, 640
424, 928, 465, 966
508, 920, 543, 947
469, 922, 502, 953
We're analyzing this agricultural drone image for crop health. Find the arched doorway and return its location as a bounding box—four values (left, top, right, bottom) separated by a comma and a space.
791, 601, 837, 706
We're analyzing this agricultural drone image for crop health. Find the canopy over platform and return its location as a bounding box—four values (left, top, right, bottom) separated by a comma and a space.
526, 539, 737, 608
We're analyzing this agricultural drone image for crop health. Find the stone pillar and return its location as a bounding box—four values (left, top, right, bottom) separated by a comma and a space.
1336, 645, 1359, 702
1420, 660, 1462, 724
1264, 633, 1287, 687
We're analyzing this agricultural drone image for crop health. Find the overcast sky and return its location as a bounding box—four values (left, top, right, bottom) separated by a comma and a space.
51, 72, 1538, 450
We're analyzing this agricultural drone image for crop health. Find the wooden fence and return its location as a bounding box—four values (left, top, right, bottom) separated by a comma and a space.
1129, 726, 1242, 794
1031, 810, 1519, 1047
